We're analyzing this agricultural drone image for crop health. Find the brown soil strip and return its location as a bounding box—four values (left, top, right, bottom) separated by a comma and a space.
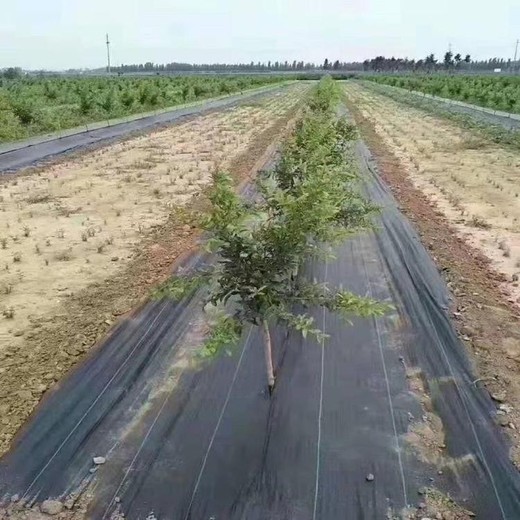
345, 89, 520, 467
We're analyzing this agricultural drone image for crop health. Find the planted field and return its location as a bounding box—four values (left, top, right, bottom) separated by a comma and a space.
345, 83, 520, 298
366, 74, 520, 114
1, 78, 519, 520
0, 75, 285, 142
345, 80, 520, 464
0, 83, 308, 452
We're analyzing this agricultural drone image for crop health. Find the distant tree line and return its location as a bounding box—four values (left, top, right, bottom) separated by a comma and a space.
2, 53, 516, 78
112, 60, 364, 74
361, 52, 517, 72
110, 54, 517, 74
1, 67, 23, 79
113, 61, 320, 73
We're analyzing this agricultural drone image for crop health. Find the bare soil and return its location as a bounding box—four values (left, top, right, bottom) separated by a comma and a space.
345, 83, 520, 467
0, 84, 308, 456
346, 83, 520, 305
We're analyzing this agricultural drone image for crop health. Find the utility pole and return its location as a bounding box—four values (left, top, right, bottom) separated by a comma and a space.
514, 39, 519, 74
106, 33, 111, 74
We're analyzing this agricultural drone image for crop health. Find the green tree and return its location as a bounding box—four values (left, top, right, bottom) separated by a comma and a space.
155, 78, 386, 392
425, 54, 437, 71
323, 58, 330, 70
100, 90, 115, 113
454, 53, 462, 68
444, 51, 454, 70
121, 90, 135, 109
11, 101, 36, 125
3, 67, 22, 80
78, 90, 94, 115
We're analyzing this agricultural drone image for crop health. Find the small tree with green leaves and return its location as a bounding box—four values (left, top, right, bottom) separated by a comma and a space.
156, 78, 387, 392
444, 51, 454, 70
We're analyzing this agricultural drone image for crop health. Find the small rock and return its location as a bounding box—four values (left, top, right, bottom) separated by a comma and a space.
115, 497, 121, 503
498, 415, 510, 427
460, 325, 475, 337
111, 256, 119, 262
13, 330, 24, 337
182, 224, 191, 232
491, 391, 507, 403
418, 502, 427, 509
366, 473, 374, 482
418, 486, 428, 495
499, 404, 513, 414
40, 499, 64, 515
10, 494, 19, 503
93, 456, 106, 465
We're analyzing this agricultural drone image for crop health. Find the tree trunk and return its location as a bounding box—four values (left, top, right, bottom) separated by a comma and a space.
261, 319, 275, 393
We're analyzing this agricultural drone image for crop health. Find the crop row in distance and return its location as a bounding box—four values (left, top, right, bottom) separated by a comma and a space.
0, 75, 286, 142
364, 74, 520, 115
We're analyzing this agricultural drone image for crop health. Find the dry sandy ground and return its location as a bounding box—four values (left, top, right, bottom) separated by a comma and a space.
0, 83, 309, 454
0, 88, 304, 352
345, 82, 520, 307
345, 82, 520, 470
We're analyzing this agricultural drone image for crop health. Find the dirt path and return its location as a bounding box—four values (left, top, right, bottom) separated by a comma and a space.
0, 84, 308, 456
345, 82, 520, 466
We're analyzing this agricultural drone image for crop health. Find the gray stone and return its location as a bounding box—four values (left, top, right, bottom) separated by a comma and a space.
40, 499, 64, 515
491, 391, 507, 403
365, 473, 374, 482
93, 456, 106, 465
499, 403, 513, 413
498, 415, 510, 427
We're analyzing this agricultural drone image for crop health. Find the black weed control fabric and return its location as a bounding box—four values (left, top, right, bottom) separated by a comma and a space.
1, 143, 520, 519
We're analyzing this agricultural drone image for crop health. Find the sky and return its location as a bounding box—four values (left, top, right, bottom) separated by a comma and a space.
0, 0, 518, 70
